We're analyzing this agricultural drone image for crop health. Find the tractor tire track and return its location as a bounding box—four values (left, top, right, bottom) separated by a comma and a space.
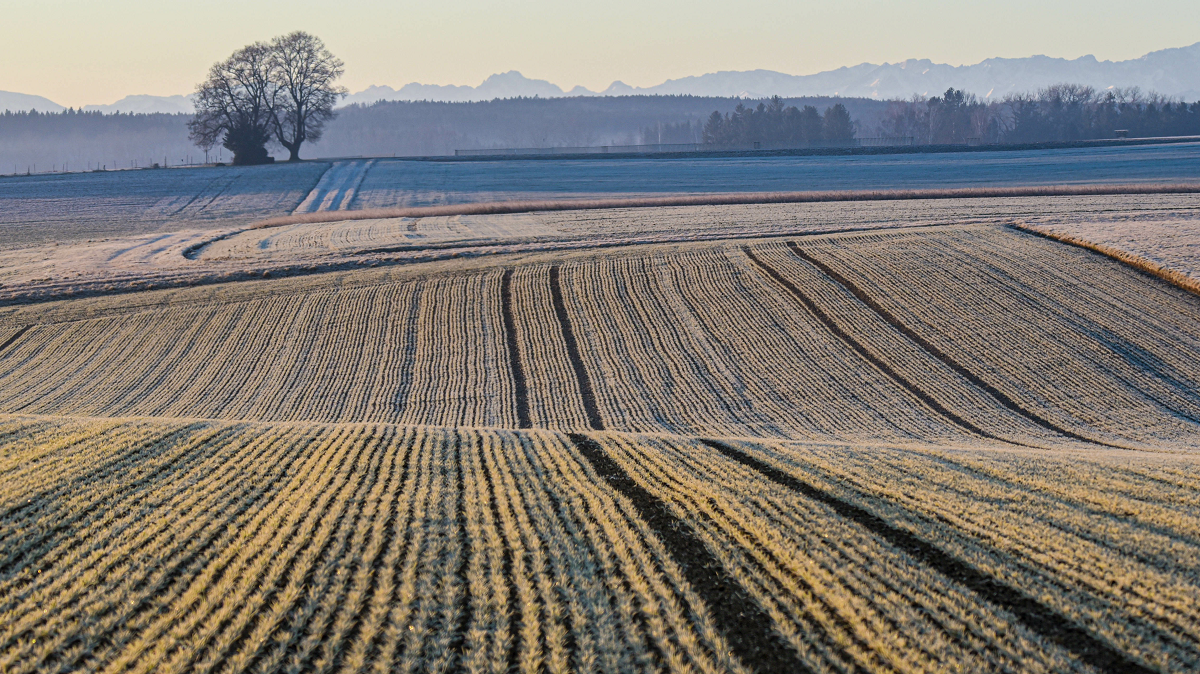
0, 326, 31, 359
698, 437, 1157, 674
500, 270, 532, 429
549, 266, 604, 430
568, 432, 814, 674
787, 241, 1136, 450
742, 246, 1012, 446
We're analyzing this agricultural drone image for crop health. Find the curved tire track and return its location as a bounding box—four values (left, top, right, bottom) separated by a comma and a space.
568, 432, 814, 674
742, 246, 1014, 445
787, 241, 1138, 450
698, 438, 1157, 674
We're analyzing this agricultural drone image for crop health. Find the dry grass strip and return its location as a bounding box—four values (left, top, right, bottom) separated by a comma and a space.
1011, 222, 1200, 298
248, 183, 1200, 230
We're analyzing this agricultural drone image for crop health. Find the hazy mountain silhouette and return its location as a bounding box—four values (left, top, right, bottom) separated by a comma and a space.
344, 42, 1200, 104
0, 91, 66, 113
343, 71, 568, 106
4, 42, 1198, 114
84, 95, 194, 114
1, 92, 192, 114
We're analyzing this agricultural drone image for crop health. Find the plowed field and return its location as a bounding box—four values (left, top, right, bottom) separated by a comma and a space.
2, 187, 1200, 672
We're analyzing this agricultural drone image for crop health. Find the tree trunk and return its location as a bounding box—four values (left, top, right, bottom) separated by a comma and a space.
280, 140, 302, 162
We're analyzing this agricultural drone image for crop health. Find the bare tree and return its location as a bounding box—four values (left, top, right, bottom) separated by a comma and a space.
189, 42, 279, 165
269, 32, 346, 161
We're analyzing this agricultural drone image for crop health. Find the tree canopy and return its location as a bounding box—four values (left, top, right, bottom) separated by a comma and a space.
189, 32, 344, 165
876, 85, 1200, 144
701, 97, 857, 146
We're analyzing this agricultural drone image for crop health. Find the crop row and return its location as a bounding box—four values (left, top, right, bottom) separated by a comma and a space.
0, 418, 737, 674
2, 415, 1195, 672
1, 226, 1198, 447
793, 227, 1200, 448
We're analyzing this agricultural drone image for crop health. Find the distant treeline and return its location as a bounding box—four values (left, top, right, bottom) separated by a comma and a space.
0, 109, 203, 172
1, 96, 890, 171
700, 98, 856, 145
313, 95, 887, 156
877, 84, 1200, 144
5, 87, 1197, 174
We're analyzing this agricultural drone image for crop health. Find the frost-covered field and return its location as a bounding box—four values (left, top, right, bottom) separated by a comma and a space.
1023, 216, 1200, 282
3, 224, 1200, 672
351, 142, 1200, 209
0, 162, 328, 248
3, 147, 1200, 673
4, 141, 1198, 249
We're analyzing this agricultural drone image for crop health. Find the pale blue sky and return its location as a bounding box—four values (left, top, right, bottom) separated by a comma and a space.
3, 0, 1198, 106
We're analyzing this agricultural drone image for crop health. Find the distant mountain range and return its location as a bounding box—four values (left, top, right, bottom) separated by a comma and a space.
346, 42, 1200, 104
83, 94, 195, 115
5, 42, 1198, 115
0, 91, 66, 113
0, 92, 194, 115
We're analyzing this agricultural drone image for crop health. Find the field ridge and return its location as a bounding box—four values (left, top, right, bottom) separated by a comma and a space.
251, 183, 1200, 229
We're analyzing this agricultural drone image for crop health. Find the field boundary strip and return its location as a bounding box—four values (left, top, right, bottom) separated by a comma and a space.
785, 241, 1137, 451
695, 438, 1158, 674
0, 326, 31, 357
741, 246, 1017, 445
1011, 222, 1200, 299
0, 412, 1031, 452
567, 432, 815, 674
549, 266, 604, 430
249, 182, 1200, 229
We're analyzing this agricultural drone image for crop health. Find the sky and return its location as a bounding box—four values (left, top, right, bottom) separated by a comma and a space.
2, 0, 1199, 107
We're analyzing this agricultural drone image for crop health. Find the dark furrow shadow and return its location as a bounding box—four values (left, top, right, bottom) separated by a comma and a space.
500, 270, 532, 428
567, 432, 814, 674
698, 437, 1157, 674
741, 246, 1013, 446
549, 266, 604, 430
0, 325, 31, 358
787, 241, 1140, 450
